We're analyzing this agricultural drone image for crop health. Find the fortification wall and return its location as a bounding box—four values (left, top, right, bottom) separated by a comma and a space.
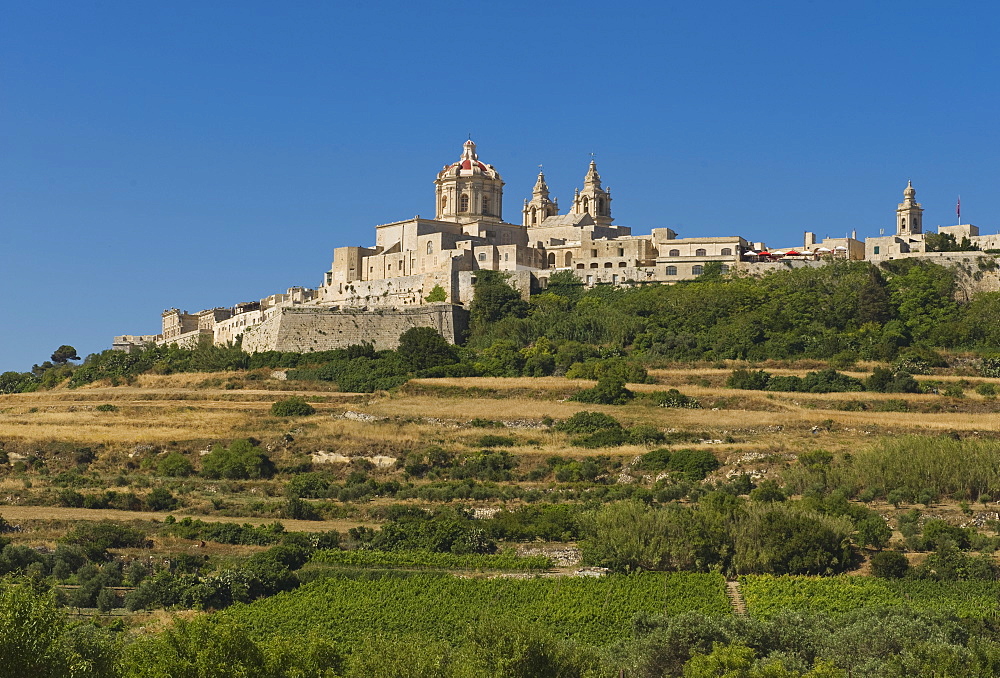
239, 304, 469, 353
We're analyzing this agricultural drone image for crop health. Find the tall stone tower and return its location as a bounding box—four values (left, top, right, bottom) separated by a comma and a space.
434, 140, 504, 224
571, 159, 613, 226
522, 169, 559, 227
896, 180, 923, 236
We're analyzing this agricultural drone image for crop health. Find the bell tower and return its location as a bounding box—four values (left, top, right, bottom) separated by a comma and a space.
571, 159, 612, 226
896, 180, 923, 236
434, 140, 504, 224
522, 169, 559, 227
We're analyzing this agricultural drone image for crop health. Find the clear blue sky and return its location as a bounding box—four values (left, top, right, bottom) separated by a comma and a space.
2, 1, 998, 372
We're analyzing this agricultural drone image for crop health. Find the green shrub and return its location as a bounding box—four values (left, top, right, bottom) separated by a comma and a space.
95, 404, 118, 412
871, 550, 910, 578
157, 452, 194, 477
554, 411, 621, 434
475, 435, 517, 448
270, 396, 316, 417
975, 382, 997, 397
726, 369, 771, 390
569, 375, 633, 405
648, 389, 701, 408
765, 375, 802, 392
638, 448, 672, 471
202, 439, 276, 480
667, 449, 720, 481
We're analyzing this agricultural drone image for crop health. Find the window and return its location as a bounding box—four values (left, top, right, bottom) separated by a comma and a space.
666, 266, 677, 275
599, 197, 605, 214
547, 253, 555, 266
874, 246, 880, 255
565, 252, 573, 267
504, 253, 509, 261
586, 275, 594, 284
618, 248, 624, 256
721, 248, 732, 256
441, 195, 447, 210
591, 249, 598, 257
618, 261, 627, 267
426, 242, 433, 255
531, 207, 537, 224
604, 262, 612, 268
460, 194, 470, 212
478, 252, 486, 261
695, 248, 707, 257
583, 196, 589, 213
692, 265, 704, 275
669, 249, 680, 257
612, 274, 618, 283
577, 263, 585, 269
720, 264, 730, 274
590, 263, 598, 268
483, 196, 491, 214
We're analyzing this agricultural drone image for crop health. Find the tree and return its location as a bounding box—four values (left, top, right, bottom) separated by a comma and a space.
397, 327, 458, 371
871, 550, 909, 578
469, 271, 529, 328
201, 439, 276, 480
424, 284, 448, 303
50, 345, 80, 364
270, 396, 316, 417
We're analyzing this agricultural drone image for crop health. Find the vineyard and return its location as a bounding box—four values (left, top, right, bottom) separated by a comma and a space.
741, 575, 1000, 620
224, 572, 730, 646
309, 548, 553, 571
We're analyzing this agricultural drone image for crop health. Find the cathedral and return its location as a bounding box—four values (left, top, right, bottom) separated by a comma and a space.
317, 139, 750, 310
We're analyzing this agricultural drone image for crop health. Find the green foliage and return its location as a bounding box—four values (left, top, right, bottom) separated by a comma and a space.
311, 549, 552, 571
469, 270, 529, 330
727, 369, 772, 390
270, 396, 316, 417
554, 410, 621, 434
201, 439, 276, 480
649, 389, 702, 408
397, 327, 458, 372
156, 452, 194, 477
569, 375, 633, 404
424, 284, 448, 303
61, 521, 149, 561
871, 550, 910, 578
222, 572, 730, 648
925, 232, 979, 252
94, 403, 118, 412
50, 345, 80, 364
667, 449, 721, 481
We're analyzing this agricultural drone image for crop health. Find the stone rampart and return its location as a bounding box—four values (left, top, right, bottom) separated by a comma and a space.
239, 304, 469, 353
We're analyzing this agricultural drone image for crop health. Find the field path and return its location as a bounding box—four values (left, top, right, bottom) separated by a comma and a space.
0, 505, 371, 533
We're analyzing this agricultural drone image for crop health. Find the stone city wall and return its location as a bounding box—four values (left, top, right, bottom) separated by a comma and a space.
239, 304, 470, 353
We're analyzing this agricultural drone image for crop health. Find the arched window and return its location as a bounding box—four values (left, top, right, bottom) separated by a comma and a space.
531, 207, 537, 224
692, 265, 704, 275
598, 197, 605, 214
426, 242, 433, 255
604, 262, 613, 268
582, 196, 589, 213
547, 253, 556, 267
695, 248, 707, 257
618, 261, 627, 267
666, 266, 677, 276
564, 252, 573, 267
590, 263, 598, 268
483, 196, 491, 215
478, 252, 486, 261
721, 248, 732, 256
669, 249, 680, 257
460, 194, 470, 212
577, 263, 585, 269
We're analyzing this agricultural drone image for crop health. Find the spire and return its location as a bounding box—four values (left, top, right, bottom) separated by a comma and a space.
903, 179, 916, 202
532, 170, 550, 199
583, 159, 602, 189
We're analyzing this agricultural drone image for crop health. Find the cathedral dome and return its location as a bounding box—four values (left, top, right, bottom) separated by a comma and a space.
437, 139, 501, 180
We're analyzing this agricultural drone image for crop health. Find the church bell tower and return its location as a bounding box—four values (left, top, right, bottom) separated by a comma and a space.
896, 180, 923, 236
571, 159, 613, 226
522, 169, 559, 227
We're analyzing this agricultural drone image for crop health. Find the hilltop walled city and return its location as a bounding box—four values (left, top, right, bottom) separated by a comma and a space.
115, 140, 1000, 353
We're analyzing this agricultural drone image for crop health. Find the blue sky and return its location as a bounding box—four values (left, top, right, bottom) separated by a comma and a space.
2, 1, 998, 372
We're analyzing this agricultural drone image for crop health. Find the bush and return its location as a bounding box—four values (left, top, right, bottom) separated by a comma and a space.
870, 550, 910, 578
648, 389, 701, 408
726, 370, 771, 390
975, 382, 997, 397
95, 404, 118, 412
270, 397, 316, 417
569, 375, 633, 405
157, 452, 194, 477
667, 449, 720, 481
202, 439, 276, 480
145, 487, 178, 512
554, 411, 621, 434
